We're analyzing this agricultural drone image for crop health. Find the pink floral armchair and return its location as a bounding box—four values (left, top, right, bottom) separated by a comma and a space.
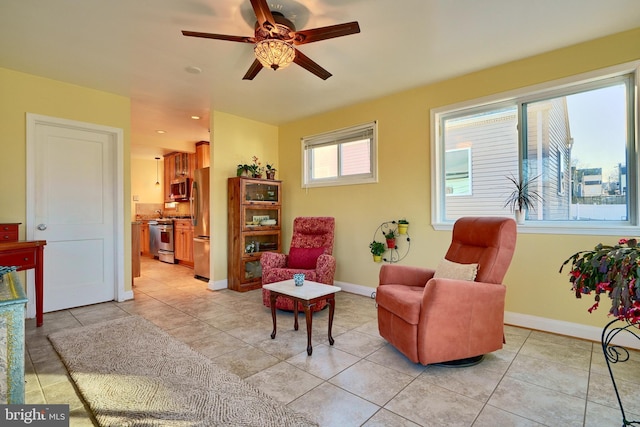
261, 217, 336, 311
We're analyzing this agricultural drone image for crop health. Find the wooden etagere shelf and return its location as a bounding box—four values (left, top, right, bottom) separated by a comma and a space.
227, 177, 282, 292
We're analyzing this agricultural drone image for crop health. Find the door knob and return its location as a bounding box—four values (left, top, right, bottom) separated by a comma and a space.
37, 224, 47, 231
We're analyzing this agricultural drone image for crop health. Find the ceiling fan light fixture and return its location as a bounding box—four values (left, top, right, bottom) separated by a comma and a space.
254, 39, 295, 71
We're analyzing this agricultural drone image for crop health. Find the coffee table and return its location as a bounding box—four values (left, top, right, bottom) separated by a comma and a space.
263, 279, 341, 355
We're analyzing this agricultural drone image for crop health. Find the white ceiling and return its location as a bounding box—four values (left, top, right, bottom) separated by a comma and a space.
2, 0, 639, 159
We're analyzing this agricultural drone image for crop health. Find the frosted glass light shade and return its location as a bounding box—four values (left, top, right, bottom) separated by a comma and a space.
254, 39, 295, 71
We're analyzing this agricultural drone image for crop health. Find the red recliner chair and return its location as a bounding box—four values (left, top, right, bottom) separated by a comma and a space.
376, 217, 517, 366
261, 217, 336, 311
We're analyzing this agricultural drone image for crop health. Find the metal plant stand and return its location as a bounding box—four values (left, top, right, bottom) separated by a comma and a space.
601, 318, 640, 426
373, 221, 411, 263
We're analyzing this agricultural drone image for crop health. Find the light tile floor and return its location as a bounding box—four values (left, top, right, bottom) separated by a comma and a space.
24, 257, 640, 426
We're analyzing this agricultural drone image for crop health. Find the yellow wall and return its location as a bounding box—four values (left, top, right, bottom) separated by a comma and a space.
3, 27, 639, 329
0, 67, 132, 289
130, 157, 165, 219
278, 27, 640, 328
211, 111, 278, 282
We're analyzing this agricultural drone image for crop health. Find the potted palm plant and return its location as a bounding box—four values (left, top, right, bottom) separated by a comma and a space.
504, 173, 543, 224
369, 241, 385, 262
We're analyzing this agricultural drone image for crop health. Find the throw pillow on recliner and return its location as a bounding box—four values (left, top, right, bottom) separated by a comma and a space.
433, 258, 478, 281
287, 247, 326, 269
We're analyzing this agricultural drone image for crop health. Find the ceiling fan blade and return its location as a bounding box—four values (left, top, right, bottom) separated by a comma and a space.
293, 21, 360, 45
250, 0, 276, 31
182, 30, 254, 43
242, 59, 264, 80
294, 50, 332, 80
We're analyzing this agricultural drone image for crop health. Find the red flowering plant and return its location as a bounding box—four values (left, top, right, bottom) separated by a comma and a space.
560, 238, 640, 324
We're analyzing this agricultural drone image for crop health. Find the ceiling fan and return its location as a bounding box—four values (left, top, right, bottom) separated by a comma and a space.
182, 0, 360, 80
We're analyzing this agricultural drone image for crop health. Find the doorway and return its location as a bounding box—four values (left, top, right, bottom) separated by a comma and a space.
25, 113, 127, 317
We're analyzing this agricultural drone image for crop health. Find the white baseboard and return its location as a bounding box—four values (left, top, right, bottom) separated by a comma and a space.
505, 311, 640, 350
118, 290, 134, 302
334, 280, 377, 299
208, 279, 227, 291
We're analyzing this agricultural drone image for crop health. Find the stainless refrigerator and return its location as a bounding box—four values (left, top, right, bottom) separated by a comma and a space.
190, 167, 210, 281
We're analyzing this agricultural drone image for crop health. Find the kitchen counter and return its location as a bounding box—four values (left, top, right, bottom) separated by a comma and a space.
134, 216, 192, 223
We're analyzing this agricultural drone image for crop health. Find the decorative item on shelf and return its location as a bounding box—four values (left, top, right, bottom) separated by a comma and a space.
253, 215, 270, 224
237, 164, 251, 177
397, 218, 409, 235
384, 229, 397, 249
293, 273, 305, 286
249, 156, 265, 178
245, 241, 257, 253
559, 237, 640, 427
265, 163, 277, 180
237, 156, 266, 178
369, 241, 385, 263
504, 173, 543, 224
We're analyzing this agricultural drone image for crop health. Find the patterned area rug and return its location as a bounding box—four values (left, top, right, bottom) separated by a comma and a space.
48, 315, 317, 427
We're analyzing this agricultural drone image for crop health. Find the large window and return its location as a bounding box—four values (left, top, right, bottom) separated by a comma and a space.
432, 64, 638, 233
302, 121, 377, 188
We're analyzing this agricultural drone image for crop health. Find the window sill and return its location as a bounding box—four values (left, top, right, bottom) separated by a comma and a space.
432, 220, 639, 236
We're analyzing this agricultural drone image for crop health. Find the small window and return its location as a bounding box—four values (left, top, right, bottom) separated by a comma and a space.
302, 121, 377, 188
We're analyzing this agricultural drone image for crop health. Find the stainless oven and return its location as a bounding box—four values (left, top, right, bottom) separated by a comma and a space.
149, 219, 175, 264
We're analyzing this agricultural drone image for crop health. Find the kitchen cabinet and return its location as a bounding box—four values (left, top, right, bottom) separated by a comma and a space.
196, 141, 210, 169
140, 222, 150, 256
163, 152, 196, 202
227, 177, 281, 292
174, 152, 187, 178
163, 153, 172, 202
174, 219, 194, 265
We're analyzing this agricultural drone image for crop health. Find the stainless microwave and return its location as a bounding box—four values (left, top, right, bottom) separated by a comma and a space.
170, 177, 189, 200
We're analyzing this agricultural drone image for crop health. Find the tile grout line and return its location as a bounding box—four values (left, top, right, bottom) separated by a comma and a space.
470, 328, 540, 426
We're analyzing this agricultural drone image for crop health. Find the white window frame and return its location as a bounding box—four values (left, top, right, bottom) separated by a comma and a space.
431, 61, 640, 235
557, 148, 565, 196
302, 121, 378, 188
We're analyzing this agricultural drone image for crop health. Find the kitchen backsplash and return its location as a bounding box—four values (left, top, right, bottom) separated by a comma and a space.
135, 203, 163, 220
135, 202, 191, 220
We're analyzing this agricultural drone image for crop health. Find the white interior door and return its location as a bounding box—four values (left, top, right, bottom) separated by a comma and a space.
26, 114, 124, 313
